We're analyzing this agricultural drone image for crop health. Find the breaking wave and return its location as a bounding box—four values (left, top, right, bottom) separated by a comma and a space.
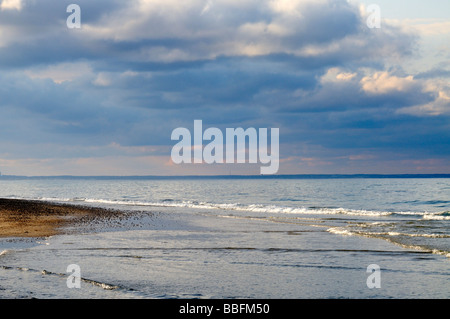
7, 196, 447, 219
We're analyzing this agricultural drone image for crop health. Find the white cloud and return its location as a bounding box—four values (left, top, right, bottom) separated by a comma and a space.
75, 0, 410, 63
321, 67, 357, 83
24, 62, 93, 84
93, 72, 112, 87
398, 89, 450, 116
268, 0, 325, 15
386, 18, 450, 36
200, 0, 212, 15
0, 0, 22, 11
360, 71, 417, 94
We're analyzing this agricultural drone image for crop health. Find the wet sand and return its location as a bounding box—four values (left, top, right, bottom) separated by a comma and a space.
0, 198, 125, 238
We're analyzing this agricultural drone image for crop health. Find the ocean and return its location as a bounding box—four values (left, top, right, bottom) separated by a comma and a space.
0, 176, 449, 299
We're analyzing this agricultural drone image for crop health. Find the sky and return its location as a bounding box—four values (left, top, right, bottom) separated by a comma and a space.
0, 0, 449, 176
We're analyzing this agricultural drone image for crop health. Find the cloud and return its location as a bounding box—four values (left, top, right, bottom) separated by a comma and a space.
387, 18, 450, 36
24, 62, 93, 84
0, 0, 417, 69
0, 0, 22, 11
0, 0, 448, 175
92, 72, 112, 86
360, 72, 417, 94
320, 67, 357, 83
398, 90, 450, 116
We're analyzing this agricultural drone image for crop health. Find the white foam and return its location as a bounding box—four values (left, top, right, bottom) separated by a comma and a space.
327, 224, 450, 239
327, 227, 354, 236
5, 196, 444, 219
79, 198, 393, 216
0, 250, 9, 256
422, 213, 450, 220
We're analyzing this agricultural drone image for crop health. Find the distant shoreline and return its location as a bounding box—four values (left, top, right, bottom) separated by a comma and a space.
0, 174, 449, 180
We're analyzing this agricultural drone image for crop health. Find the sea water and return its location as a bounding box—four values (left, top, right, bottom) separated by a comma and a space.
0, 177, 448, 298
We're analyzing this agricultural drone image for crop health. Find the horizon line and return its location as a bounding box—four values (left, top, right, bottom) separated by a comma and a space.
0, 173, 450, 179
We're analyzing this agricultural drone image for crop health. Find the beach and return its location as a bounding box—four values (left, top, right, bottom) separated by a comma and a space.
0, 177, 449, 299
0, 198, 127, 238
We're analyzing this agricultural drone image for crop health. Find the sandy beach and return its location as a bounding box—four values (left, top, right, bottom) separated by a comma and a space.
0, 198, 124, 238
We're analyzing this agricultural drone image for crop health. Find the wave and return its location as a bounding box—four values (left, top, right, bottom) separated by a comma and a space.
0, 264, 120, 290
0, 250, 9, 256
327, 227, 450, 239
422, 212, 450, 220
37, 197, 397, 216
327, 227, 450, 257
6, 196, 447, 219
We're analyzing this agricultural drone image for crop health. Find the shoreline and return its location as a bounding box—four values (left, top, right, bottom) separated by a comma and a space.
0, 198, 449, 298
0, 198, 125, 238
